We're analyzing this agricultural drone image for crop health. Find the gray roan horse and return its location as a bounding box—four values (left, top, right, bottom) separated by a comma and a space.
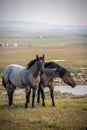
28, 60, 76, 106
3, 55, 45, 108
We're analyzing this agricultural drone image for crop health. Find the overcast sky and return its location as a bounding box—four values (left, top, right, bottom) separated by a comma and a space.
0, 0, 87, 26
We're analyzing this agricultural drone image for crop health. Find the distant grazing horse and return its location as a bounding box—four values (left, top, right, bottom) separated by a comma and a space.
3, 55, 45, 108
28, 60, 76, 106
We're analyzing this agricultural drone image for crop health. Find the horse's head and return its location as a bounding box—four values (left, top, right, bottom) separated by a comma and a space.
61, 70, 76, 88
36, 54, 45, 75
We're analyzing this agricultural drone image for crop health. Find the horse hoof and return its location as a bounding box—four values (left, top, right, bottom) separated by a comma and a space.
9, 103, 12, 106
25, 104, 28, 109
37, 101, 40, 104
52, 104, 55, 107
42, 104, 45, 107
32, 105, 35, 108
25, 106, 28, 109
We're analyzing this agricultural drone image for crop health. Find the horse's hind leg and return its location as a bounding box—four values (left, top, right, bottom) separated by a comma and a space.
7, 91, 13, 106
49, 86, 55, 106
40, 87, 45, 106
37, 87, 41, 103
7, 84, 16, 106
11, 84, 16, 105
37, 85, 45, 106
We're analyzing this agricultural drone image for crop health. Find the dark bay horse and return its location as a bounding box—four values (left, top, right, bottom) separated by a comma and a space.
3, 55, 45, 108
37, 61, 76, 106
28, 60, 76, 106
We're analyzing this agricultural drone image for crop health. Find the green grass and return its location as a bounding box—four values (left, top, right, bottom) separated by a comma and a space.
0, 37, 87, 45
0, 90, 87, 130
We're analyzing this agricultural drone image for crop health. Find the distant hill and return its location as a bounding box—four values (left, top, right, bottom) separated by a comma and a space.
0, 21, 87, 38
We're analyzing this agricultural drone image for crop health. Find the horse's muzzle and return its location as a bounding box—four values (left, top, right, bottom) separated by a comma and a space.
72, 82, 76, 88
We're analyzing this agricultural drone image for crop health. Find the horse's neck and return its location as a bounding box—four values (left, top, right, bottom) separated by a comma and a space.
45, 68, 59, 81
30, 62, 39, 78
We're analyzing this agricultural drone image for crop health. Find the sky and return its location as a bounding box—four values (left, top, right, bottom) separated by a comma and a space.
0, 0, 87, 26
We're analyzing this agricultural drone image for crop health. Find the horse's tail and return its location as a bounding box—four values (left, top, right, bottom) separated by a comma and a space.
2, 77, 6, 88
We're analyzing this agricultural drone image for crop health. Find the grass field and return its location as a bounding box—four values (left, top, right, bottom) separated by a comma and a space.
0, 37, 87, 45
0, 90, 87, 130
0, 41, 87, 75
0, 37, 87, 129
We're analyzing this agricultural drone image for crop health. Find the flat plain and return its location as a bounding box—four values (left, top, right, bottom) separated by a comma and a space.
0, 37, 87, 130
0, 41, 87, 75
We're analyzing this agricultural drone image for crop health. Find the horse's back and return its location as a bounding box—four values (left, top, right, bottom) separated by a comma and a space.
3, 64, 25, 87
3, 64, 24, 76
6, 64, 24, 69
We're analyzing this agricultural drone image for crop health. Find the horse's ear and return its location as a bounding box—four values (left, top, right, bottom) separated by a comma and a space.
36, 54, 38, 60
43, 54, 45, 59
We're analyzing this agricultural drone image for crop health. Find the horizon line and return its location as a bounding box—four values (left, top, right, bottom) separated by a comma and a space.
0, 20, 87, 27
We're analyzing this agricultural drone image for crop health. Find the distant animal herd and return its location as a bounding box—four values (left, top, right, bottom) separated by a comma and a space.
2, 54, 76, 108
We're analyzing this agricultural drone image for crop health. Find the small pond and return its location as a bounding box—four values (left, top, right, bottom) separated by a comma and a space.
45, 85, 87, 95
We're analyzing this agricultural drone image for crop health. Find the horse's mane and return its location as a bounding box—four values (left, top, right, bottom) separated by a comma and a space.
44, 61, 55, 68
27, 60, 67, 77
27, 59, 36, 69
45, 61, 67, 77
45, 61, 64, 70
44, 61, 58, 68
27, 60, 55, 69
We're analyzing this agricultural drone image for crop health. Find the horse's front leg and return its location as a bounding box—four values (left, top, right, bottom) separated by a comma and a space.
25, 87, 31, 108
49, 86, 55, 106
32, 88, 36, 108
37, 86, 41, 103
